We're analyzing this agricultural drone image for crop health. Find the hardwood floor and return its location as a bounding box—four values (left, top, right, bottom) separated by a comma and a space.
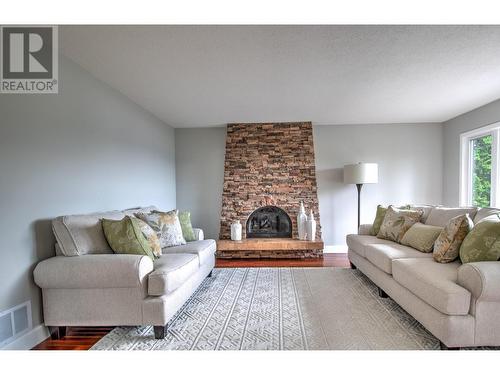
32, 253, 349, 350
215, 253, 350, 268
32, 326, 114, 350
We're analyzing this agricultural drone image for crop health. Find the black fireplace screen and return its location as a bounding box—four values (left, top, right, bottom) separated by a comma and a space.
246, 206, 292, 238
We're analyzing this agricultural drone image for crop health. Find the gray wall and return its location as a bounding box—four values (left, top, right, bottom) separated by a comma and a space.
314, 124, 443, 247
175, 128, 226, 239
0, 57, 176, 328
442, 99, 500, 206
174, 123, 443, 248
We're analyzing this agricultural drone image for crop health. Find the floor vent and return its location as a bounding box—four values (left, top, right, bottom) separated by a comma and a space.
0, 301, 32, 348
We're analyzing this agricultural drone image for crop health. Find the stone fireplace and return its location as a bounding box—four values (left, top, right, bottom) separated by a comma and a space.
246, 206, 292, 238
218, 122, 323, 258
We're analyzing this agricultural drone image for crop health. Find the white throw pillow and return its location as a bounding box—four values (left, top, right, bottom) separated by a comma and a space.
135, 210, 186, 248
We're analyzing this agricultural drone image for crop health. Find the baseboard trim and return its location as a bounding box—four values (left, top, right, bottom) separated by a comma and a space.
2, 324, 49, 350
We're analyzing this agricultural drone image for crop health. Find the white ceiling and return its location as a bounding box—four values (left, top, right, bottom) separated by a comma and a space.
60, 25, 500, 128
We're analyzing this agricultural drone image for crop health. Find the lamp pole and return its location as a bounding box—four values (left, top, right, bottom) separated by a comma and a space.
356, 183, 362, 229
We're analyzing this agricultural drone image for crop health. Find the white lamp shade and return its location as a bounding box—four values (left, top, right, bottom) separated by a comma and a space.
343, 163, 378, 184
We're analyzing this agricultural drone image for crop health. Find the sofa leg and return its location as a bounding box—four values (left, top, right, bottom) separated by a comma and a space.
349, 261, 357, 270
440, 341, 460, 350
208, 270, 213, 277
154, 325, 167, 339
377, 287, 388, 298
48, 326, 66, 340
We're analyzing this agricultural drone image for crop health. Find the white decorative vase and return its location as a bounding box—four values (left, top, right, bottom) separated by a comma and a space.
231, 220, 242, 241
297, 201, 307, 240
306, 210, 316, 241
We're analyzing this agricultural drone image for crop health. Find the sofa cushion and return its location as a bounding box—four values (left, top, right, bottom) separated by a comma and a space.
162, 239, 216, 266
365, 242, 432, 274
122, 205, 157, 217
425, 207, 477, 227
358, 224, 373, 235
52, 210, 125, 256
473, 207, 500, 224
148, 253, 199, 296
409, 204, 435, 223
34, 254, 153, 289
392, 258, 471, 315
346, 234, 395, 258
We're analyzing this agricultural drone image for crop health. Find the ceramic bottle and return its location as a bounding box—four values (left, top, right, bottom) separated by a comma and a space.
306, 210, 316, 241
231, 220, 242, 241
297, 202, 307, 240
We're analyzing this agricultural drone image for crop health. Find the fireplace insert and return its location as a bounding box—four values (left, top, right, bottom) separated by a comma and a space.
246, 206, 292, 238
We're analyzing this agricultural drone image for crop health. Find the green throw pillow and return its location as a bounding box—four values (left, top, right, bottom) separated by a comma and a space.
102, 216, 156, 260
178, 211, 196, 242
459, 214, 500, 263
376, 206, 423, 243
370, 204, 410, 235
401, 223, 443, 253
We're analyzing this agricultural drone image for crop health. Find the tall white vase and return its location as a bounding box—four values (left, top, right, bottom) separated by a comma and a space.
297, 202, 307, 240
231, 220, 242, 241
306, 210, 316, 241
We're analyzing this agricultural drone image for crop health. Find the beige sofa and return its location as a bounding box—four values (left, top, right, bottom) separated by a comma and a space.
33, 206, 215, 340
347, 205, 500, 349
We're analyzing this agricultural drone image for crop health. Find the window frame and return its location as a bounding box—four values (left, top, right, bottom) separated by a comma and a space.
459, 122, 500, 207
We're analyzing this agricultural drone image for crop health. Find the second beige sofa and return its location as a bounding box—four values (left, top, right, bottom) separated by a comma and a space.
347, 205, 500, 349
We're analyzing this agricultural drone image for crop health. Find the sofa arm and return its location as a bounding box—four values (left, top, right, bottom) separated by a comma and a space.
458, 262, 500, 302
34, 254, 154, 289
358, 224, 373, 235
192, 228, 204, 241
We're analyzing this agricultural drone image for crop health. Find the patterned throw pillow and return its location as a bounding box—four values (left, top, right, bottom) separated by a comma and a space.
370, 204, 410, 235
102, 216, 156, 260
134, 217, 162, 257
377, 206, 423, 243
135, 210, 186, 248
459, 214, 500, 263
178, 211, 196, 242
400, 223, 443, 253
433, 214, 473, 263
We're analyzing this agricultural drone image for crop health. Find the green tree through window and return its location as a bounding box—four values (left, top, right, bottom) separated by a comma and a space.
471, 135, 492, 207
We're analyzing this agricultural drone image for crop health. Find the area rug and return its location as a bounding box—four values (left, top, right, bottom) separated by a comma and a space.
90, 267, 451, 350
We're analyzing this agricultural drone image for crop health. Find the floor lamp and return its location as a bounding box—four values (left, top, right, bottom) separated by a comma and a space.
343, 163, 379, 229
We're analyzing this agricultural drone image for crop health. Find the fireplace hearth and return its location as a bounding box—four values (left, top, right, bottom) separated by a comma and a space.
246, 206, 292, 238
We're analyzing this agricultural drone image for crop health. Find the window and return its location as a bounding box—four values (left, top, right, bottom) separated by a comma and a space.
460, 123, 499, 207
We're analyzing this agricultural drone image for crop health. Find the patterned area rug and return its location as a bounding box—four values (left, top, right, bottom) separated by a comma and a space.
90, 267, 450, 350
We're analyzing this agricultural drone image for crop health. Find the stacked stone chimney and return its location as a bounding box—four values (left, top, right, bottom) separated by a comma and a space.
219, 122, 321, 240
